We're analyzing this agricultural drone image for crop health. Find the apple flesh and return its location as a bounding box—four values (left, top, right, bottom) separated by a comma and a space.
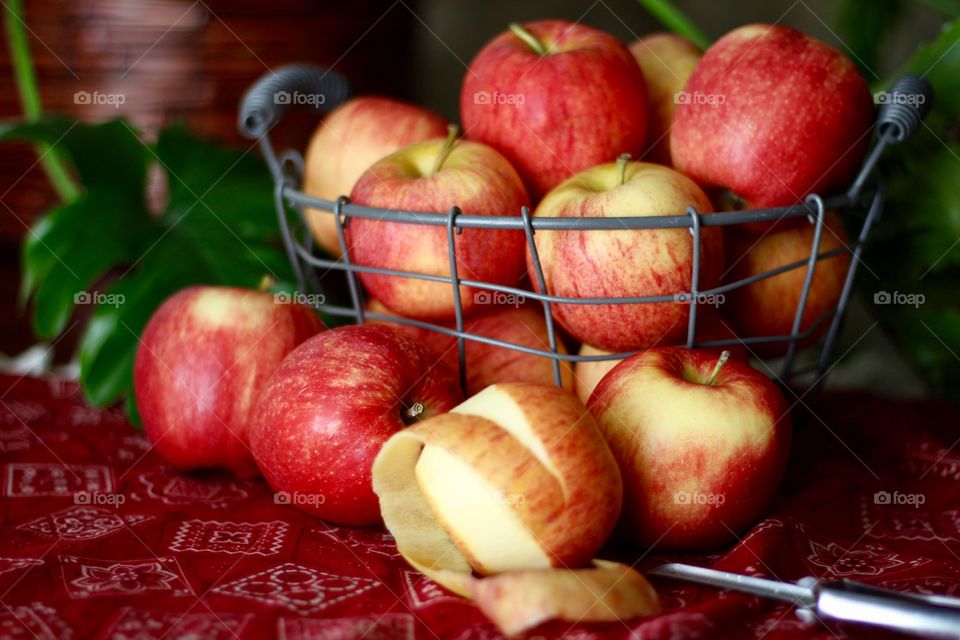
249, 324, 462, 526
302, 96, 448, 257
134, 286, 323, 478
373, 382, 622, 573
671, 24, 873, 211
588, 347, 791, 550
629, 33, 702, 165
529, 160, 724, 352
723, 212, 851, 356
366, 298, 574, 394
461, 20, 648, 198
347, 132, 528, 321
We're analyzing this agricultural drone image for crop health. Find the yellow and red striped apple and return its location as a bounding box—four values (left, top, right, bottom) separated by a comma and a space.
588, 347, 791, 550
249, 324, 462, 526
629, 33, 702, 165
302, 96, 448, 257
529, 159, 724, 352
134, 286, 323, 477
347, 130, 528, 321
461, 20, 648, 198
573, 309, 748, 403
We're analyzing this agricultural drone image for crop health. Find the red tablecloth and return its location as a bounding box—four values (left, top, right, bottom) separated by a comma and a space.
0, 372, 958, 639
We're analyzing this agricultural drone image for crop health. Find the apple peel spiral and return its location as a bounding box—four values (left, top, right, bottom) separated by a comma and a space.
372, 382, 660, 636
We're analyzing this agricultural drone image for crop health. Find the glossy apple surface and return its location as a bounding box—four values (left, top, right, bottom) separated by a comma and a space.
249, 324, 462, 526
671, 24, 873, 210
588, 347, 791, 549
529, 160, 724, 352
461, 20, 648, 198
348, 135, 528, 321
134, 286, 323, 477
303, 96, 448, 257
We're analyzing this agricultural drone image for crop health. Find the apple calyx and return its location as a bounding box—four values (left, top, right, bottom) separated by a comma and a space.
704, 349, 731, 386
429, 124, 461, 175
616, 153, 632, 186
508, 22, 548, 56
402, 401, 426, 425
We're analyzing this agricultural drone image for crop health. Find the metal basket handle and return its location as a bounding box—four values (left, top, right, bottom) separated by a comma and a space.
877, 75, 933, 143
238, 65, 350, 139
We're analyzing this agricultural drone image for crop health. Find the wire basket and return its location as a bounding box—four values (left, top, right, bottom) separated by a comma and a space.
238, 65, 932, 394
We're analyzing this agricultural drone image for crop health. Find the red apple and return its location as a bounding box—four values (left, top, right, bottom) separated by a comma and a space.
671, 24, 873, 213
249, 324, 462, 526
347, 129, 528, 321
303, 96, 448, 257
629, 33, 702, 165
461, 20, 648, 198
573, 309, 748, 403
366, 298, 575, 394
588, 347, 791, 549
529, 158, 724, 352
723, 212, 851, 356
134, 286, 323, 477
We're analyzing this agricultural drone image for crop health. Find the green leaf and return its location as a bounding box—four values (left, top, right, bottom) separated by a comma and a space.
25, 191, 152, 339
900, 19, 960, 118
0, 118, 149, 198
836, 0, 903, 78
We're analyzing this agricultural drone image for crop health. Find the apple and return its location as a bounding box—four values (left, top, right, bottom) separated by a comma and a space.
302, 96, 448, 257
529, 158, 724, 352
723, 212, 851, 356
587, 347, 791, 550
134, 286, 323, 478
249, 324, 462, 526
347, 127, 529, 321
366, 298, 575, 394
671, 24, 873, 213
461, 20, 648, 198
373, 383, 655, 633
629, 33, 702, 165
573, 309, 747, 404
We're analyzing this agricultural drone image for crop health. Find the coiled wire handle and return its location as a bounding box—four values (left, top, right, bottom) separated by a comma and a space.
876, 75, 933, 143
238, 65, 350, 139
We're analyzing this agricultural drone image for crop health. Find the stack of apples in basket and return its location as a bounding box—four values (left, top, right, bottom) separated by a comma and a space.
133, 19, 873, 636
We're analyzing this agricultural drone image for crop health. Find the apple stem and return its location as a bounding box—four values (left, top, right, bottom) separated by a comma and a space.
258, 275, 276, 292
403, 402, 425, 424
509, 23, 548, 56
429, 125, 460, 176
617, 153, 632, 186
704, 350, 731, 386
